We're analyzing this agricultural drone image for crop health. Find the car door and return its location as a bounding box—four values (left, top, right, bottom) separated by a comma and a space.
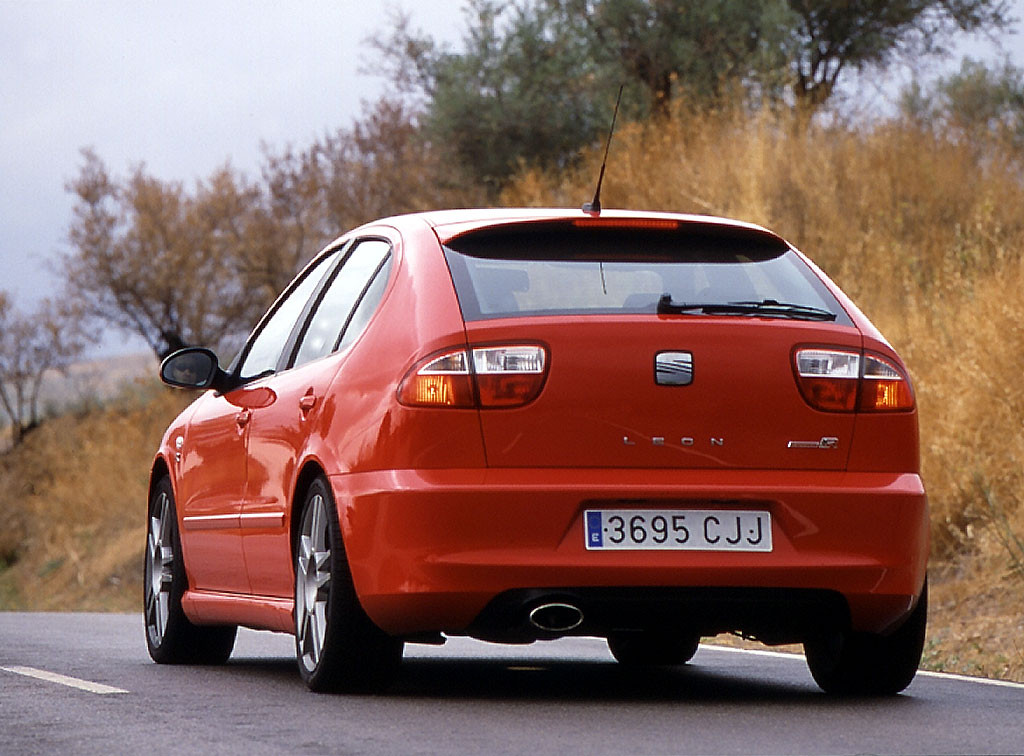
242, 238, 393, 598
174, 388, 253, 594
177, 246, 341, 593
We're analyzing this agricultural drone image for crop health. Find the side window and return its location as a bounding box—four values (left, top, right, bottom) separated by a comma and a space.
337, 256, 392, 351
292, 240, 391, 368
237, 248, 340, 381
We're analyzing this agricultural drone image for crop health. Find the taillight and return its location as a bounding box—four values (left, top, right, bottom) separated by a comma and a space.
794, 349, 860, 411
398, 344, 547, 409
398, 349, 475, 407
794, 348, 914, 412
471, 345, 547, 407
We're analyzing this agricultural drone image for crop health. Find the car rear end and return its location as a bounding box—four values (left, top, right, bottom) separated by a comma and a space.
341, 211, 928, 651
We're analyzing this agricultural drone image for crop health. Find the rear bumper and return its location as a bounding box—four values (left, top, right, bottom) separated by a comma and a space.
330, 468, 928, 639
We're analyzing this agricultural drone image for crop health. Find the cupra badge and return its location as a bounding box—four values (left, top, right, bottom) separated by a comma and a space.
655, 351, 693, 386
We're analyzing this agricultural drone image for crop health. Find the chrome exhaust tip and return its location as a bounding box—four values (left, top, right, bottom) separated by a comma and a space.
528, 602, 584, 633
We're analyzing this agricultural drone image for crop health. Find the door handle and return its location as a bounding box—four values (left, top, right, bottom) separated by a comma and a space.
235, 410, 251, 428
299, 393, 317, 413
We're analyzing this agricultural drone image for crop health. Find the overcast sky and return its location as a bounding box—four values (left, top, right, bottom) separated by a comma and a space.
0, 1, 460, 329
1, 1, 1021, 357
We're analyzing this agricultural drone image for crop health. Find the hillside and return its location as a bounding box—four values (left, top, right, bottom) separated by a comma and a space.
0, 352, 156, 453
0, 382, 191, 610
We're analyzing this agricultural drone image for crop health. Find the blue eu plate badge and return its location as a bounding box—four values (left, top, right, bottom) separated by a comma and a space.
586, 511, 603, 548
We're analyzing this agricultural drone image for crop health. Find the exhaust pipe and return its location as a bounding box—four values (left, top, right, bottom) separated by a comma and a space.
528, 602, 584, 633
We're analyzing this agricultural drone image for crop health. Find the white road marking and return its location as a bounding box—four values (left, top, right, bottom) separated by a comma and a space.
700, 644, 1024, 691
699, 644, 806, 662
917, 669, 1024, 691
1, 666, 128, 695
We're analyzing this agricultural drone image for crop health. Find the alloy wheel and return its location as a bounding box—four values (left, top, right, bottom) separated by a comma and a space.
145, 491, 175, 646
296, 491, 332, 673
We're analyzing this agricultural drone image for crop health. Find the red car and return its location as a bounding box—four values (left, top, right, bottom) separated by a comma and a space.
146, 208, 928, 695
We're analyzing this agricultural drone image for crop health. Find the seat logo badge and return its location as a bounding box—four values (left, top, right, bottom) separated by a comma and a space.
655, 351, 693, 386
787, 437, 839, 449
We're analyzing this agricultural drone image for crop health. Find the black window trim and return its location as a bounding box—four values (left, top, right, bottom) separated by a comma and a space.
227, 233, 399, 391
227, 239, 353, 385
284, 239, 393, 370
330, 252, 393, 354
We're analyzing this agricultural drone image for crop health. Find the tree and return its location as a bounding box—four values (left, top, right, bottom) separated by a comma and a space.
372, 1, 611, 194
371, 0, 1013, 193
902, 57, 1024, 149
786, 1, 1014, 111
303, 97, 464, 232
554, 0, 793, 116
64, 100, 463, 361
0, 294, 88, 445
65, 149, 286, 360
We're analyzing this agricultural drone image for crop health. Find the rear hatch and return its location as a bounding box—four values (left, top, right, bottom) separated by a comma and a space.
442, 218, 862, 471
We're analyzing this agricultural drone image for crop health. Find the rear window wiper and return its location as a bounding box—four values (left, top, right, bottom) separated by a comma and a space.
657, 295, 836, 321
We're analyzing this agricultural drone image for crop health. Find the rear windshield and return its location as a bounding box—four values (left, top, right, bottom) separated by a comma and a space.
443, 221, 851, 324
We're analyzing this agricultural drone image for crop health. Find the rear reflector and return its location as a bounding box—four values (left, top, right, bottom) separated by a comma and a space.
399, 344, 548, 409
794, 348, 914, 412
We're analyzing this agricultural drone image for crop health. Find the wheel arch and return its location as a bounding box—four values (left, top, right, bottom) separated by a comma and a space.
149, 457, 172, 498
290, 460, 329, 560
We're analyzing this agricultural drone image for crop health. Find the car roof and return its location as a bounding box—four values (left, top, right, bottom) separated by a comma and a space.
355, 208, 784, 245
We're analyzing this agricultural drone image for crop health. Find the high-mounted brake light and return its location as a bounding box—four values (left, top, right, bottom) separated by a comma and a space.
793, 348, 914, 413
398, 344, 548, 409
571, 218, 680, 230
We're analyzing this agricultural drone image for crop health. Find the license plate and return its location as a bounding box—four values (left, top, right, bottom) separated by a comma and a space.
584, 509, 772, 551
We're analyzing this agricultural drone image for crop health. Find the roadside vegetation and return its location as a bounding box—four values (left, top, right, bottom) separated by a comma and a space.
1, 0, 1022, 682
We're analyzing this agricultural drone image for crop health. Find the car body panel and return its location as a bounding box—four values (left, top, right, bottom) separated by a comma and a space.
241, 359, 341, 598
173, 390, 251, 594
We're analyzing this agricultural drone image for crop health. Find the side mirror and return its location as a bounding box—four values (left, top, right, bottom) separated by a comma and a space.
159, 347, 229, 391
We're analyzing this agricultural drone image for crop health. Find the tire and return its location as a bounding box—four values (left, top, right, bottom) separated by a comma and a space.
804, 580, 928, 696
607, 630, 701, 666
144, 476, 237, 664
294, 477, 403, 692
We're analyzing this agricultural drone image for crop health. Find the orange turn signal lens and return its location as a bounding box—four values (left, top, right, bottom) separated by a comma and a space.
398, 349, 475, 408
405, 374, 474, 407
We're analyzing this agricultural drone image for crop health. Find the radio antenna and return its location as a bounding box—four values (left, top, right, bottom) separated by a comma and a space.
582, 84, 624, 215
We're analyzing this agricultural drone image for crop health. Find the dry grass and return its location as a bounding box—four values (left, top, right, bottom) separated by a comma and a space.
0, 382, 192, 611
1, 108, 1022, 682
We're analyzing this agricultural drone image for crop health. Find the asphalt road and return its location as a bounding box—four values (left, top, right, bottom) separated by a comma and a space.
1, 613, 1022, 755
